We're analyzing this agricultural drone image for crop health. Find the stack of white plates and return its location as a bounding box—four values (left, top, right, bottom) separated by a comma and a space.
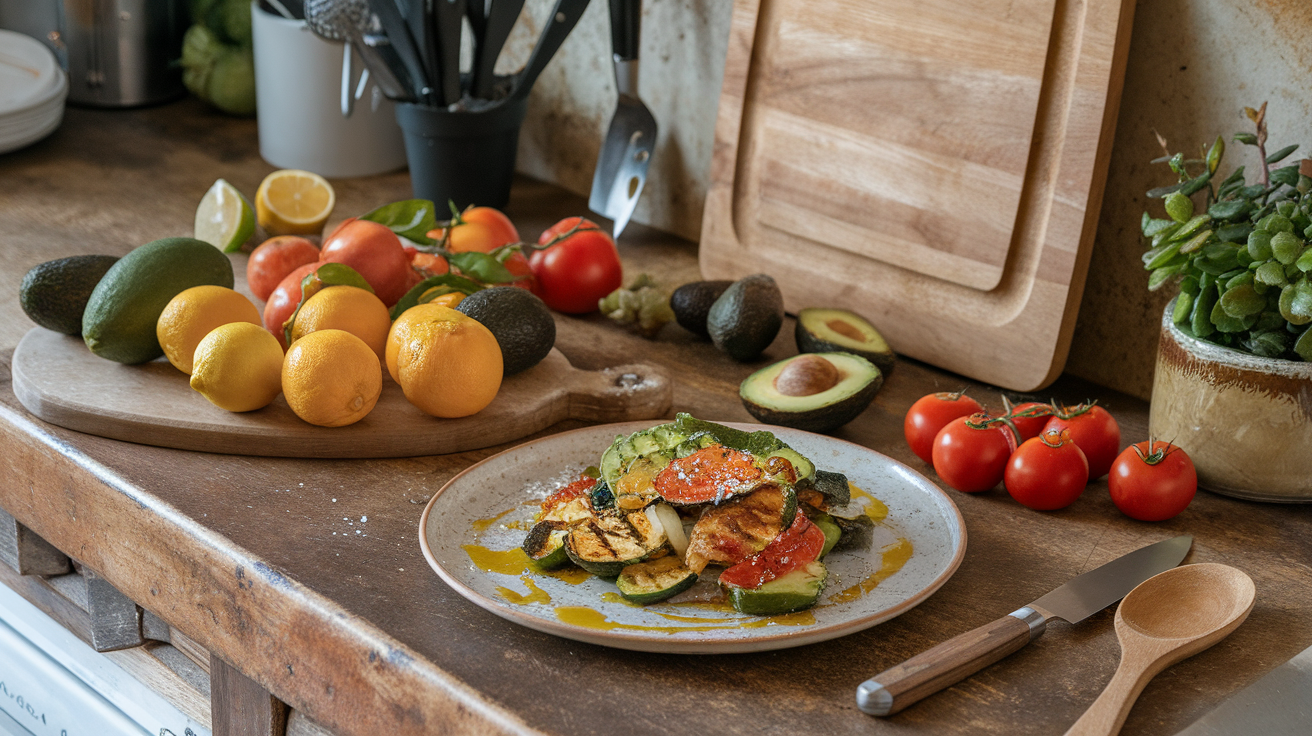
0, 29, 67, 155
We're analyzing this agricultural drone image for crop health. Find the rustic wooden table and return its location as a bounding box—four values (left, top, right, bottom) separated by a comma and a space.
1, 101, 1309, 736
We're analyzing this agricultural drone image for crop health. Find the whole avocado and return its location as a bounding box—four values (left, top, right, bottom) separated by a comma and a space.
706, 274, 784, 362
82, 237, 235, 364
456, 287, 556, 375
669, 280, 733, 339
20, 255, 119, 335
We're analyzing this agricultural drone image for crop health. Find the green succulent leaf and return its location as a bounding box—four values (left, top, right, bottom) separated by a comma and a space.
1266, 144, 1300, 164
1164, 191, 1195, 222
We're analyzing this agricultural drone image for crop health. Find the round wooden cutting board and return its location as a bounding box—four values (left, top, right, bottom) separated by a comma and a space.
10, 328, 672, 458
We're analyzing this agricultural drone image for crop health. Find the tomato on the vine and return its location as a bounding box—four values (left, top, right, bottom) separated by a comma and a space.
1044, 403, 1121, 479
529, 217, 623, 314
1004, 428, 1089, 510
1108, 441, 1197, 521
904, 391, 984, 463
931, 413, 1017, 493
1005, 400, 1055, 443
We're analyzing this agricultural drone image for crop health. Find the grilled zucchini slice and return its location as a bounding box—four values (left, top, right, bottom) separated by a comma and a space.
565, 510, 668, 577
522, 521, 570, 570
616, 556, 699, 604
722, 561, 828, 615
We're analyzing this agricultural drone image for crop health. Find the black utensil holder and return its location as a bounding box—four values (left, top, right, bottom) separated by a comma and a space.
395, 98, 529, 210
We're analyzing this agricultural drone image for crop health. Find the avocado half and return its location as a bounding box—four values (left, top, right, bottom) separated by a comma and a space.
795, 308, 896, 375
739, 352, 883, 433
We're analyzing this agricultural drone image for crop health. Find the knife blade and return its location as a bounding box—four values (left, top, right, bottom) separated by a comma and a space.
1174, 642, 1312, 735
588, 0, 657, 238
856, 535, 1193, 717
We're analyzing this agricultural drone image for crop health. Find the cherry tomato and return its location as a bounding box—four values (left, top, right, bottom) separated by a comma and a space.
529, 217, 623, 313
904, 392, 984, 463
1004, 428, 1089, 510
718, 514, 825, 589
319, 218, 413, 306
931, 413, 1018, 493
247, 236, 319, 302
262, 262, 318, 348
1108, 441, 1197, 521
1044, 404, 1121, 480
1005, 401, 1055, 442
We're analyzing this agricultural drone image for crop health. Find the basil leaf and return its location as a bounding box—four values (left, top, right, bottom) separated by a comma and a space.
360, 199, 438, 244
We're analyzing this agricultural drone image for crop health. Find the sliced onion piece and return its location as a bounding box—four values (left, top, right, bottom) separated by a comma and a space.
651, 503, 689, 559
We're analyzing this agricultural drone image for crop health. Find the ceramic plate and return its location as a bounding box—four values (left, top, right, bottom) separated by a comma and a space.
419, 421, 966, 653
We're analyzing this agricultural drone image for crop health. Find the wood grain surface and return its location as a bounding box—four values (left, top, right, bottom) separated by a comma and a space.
700, 0, 1139, 390
0, 102, 1310, 736
11, 331, 671, 458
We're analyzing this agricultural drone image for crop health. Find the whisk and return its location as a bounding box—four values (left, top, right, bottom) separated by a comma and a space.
304, 0, 414, 115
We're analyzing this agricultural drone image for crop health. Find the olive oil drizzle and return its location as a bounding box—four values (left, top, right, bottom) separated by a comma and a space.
496, 576, 551, 605
829, 538, 914, 604
555, 606, 815, 633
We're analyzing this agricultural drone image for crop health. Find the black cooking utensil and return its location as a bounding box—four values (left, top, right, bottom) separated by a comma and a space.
435, 0, 466, 105
472, 0, 525, 99
368, 0, 433, 102
504, 0, 590, 104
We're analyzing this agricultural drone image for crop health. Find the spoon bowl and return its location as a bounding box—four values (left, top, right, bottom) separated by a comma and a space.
1065, 563, 1255, 736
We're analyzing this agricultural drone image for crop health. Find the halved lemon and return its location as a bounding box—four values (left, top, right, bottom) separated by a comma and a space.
255, 169, 335, 236
194, 178, 255, 252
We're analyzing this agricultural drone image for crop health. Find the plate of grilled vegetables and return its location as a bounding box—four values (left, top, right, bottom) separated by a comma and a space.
419, 414, 965, 653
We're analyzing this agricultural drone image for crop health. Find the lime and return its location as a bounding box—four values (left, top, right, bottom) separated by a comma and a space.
194, 178, 255, 253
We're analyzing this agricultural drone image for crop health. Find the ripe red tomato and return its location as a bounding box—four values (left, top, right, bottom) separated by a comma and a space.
1108, 441, 1197, 521
931, 414, 1017, 493
263, 262, 318, 348
1004, 428, 1089, 510
1006, 401, 1055, 443
1044, 404, 1121, 479
904, 392, 984, 463
529, 217, 623, 313
319, 218, 413, 306
718, 514, 825, 589
247, 236, 319, 301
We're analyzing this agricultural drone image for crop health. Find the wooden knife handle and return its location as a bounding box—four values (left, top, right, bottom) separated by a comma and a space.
856, 607, 1048, 716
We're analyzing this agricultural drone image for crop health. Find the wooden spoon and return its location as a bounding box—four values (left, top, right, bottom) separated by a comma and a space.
1065, 563, 1255, 736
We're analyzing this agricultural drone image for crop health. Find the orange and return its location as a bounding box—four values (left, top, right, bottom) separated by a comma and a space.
386, 304, 502, 418
419, 289, 465, 309
281, 329, 381, 427
156, 285, 262, 374
289, 285, 390, 360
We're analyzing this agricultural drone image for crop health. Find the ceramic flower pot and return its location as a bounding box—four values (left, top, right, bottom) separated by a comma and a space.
1149, 301, 1312, 502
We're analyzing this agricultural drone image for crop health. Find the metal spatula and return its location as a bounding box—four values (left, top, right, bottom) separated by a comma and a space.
588, 0, 656, 238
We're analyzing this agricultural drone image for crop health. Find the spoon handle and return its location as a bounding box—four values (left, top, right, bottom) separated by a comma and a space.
1064, 658, 1156, 736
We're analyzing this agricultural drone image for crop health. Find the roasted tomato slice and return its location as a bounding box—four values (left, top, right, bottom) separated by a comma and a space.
654, 445, 764, 505
541, 474, 595, 517
718, 514, 825, 589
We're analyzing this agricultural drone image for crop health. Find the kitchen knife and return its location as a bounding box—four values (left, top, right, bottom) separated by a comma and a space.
1173, 642, 1312, 735
588, 0, 657, 238
856, 534, 1193, 717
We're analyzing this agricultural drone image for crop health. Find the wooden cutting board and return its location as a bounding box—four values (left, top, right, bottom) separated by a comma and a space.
700, 0, 1137, 390
10, 328, 672, 458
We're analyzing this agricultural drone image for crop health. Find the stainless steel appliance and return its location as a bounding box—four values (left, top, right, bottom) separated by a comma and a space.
0, 0, 187, 107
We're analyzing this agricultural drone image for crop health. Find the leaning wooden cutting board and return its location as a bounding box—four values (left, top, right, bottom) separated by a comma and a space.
700, 0, 1137, 390
11, 328, 671, 458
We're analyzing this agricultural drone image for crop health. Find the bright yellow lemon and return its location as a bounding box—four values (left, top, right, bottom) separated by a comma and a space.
255, 169, 335, 236
190, 322, 284, 412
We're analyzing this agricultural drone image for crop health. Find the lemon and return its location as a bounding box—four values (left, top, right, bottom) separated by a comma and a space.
157, 285, 262, 374
282, 329, 381, 427
194, 179, 256, 252
190, 322, 284, 412
387, 304, 503, 418
255, 169, 335, 236
289, 286, 391, 360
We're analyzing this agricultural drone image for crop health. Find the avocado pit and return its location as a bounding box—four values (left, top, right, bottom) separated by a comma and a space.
774, 354, 841, 396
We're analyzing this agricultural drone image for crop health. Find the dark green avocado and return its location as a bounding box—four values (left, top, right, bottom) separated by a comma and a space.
739, 352, 882, 432
670, 280, 733, 338
795, 307, 896, 374
456, 286, 556, 375
19, 255, 120, 335
707, 274, 784, 362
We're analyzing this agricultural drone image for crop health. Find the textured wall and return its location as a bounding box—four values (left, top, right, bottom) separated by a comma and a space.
512, 0, 1312, 397
509, 0, 732, 243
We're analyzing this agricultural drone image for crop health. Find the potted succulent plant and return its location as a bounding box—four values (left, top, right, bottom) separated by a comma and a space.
1140, 103, 1312, 502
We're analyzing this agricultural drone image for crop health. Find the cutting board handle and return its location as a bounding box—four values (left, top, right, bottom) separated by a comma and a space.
566, 363, 672, 423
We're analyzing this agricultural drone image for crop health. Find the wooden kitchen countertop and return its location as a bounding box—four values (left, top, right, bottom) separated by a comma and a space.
2, 101, 1310, 736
